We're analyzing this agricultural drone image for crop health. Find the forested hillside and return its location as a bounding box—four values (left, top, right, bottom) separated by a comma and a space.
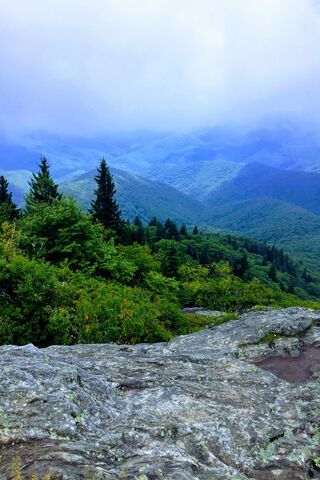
2, 120, 320, 277
61, 168, 203, 224
207, 162, 320, 214
0, 159, 319, 349
203, 197, 320, 271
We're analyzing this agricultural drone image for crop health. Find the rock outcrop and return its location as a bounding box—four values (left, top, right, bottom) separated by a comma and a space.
1, 307, 320, 480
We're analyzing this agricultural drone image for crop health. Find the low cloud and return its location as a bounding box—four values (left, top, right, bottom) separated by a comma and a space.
1, 0, 320, 135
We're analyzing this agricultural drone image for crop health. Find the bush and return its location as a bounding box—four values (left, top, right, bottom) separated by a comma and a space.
19, 197, 136, 281
0, 255, 58, 345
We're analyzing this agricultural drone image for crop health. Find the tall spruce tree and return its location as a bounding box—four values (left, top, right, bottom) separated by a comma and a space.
25, 157, 60, 212
90, 158, 122, 231
0, 175, 19, 220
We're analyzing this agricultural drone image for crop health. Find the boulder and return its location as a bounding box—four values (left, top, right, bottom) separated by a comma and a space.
0, 307, 320, 479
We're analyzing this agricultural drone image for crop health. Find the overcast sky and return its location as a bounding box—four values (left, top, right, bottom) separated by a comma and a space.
1, 0, 320, 136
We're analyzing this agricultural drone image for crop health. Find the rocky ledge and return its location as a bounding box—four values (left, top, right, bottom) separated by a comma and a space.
1, 307, 320, 480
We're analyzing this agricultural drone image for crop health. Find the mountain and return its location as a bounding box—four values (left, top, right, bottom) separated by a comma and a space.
62, 168, 203, 224
2, 118, 320, 187
203, 197, 320, 270
206, 162, 320, 215
0, 168, 32, 205
2, 119, 320, 271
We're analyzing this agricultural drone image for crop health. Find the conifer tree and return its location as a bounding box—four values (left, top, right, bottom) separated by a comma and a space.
0, 175, 19, 220
164, 218, 179, 240
162, 242, 180, 278
90, 158, 122, 231
149, 216, 158, 227
192, 225, 199, 235
133, 215, 143, 227
25, 157, 60, 212
268, 263, 277, 282
180, 224, 188, 236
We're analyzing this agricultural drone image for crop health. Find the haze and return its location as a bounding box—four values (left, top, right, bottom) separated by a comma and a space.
1, 0, 320, 136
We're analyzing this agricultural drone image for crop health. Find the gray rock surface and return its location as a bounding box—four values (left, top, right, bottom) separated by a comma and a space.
1, 307, 320, 479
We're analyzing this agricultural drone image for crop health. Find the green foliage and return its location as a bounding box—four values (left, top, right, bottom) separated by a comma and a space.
48, 275, 171, 345
118, 243, 159, 283
0, 254, 58, 345
213, 313, 240, 326
90, 158, 123, 232
19, 197, 135, 281
143, 271, 180, 303
1, 161, 320, 349
25, 157, 60, 212
0, 175, 19, 221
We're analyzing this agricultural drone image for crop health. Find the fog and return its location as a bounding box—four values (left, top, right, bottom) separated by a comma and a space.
1, 0, 320, 135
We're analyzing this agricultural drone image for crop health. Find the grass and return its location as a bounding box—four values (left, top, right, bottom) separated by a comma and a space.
212, 313, 240, 326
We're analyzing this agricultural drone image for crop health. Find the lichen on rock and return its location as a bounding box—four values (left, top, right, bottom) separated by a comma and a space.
0, 307, 320, 479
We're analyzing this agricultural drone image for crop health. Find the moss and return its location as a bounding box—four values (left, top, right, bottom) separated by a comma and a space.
254, 305, 268, 312
213, 313, 239, 326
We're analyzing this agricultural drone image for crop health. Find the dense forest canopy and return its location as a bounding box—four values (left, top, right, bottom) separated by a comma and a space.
0, 158, 319, 348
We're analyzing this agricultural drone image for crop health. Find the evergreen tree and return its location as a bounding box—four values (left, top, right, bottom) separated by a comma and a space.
161, 242, 180, 278
25, 157, 60, 212
149, 216, 158, 227
164, 219, 179, 240
268, 263, 278, 282
133, 215, 143, 227
90, 158, 122, 231
193, 225, 199, 235
0, 175, 19, 221
234, 252, 249, 278
180, 224, 188, 236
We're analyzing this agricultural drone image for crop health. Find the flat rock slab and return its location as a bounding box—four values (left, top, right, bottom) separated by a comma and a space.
0, 307, 320, 480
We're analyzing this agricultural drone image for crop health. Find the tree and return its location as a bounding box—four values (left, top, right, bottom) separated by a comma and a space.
180, 224, 188, 236
233, 252, 249, 279
0, 175, 19, 221
164, 219, 179, 240
133, 215, 143, 227
20, 197, 135, 281
268, 263, 278, 282
149, 216, 158, 227
25, 157, 60, 212
193, 225, 199, 235
90, 158, 122, 231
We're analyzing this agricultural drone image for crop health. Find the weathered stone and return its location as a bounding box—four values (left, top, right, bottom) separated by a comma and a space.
180, 307, 225, 318
0, 307, 320, 479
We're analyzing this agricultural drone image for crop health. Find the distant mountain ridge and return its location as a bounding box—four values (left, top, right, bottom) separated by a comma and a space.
202, 197, 320, 271
206, 162, 320, 215
1, 119, 320, 271
61, 167, 204, 224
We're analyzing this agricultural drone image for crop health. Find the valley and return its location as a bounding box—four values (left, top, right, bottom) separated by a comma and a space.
1, 120, 320, 272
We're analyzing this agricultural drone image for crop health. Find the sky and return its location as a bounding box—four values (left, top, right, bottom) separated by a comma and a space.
1, 0, 320, 136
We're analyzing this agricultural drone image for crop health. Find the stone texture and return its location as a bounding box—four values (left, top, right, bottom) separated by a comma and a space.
0, 307, 320, 479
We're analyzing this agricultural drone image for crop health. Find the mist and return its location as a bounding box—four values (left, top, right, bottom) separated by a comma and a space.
1, 0, 320, 136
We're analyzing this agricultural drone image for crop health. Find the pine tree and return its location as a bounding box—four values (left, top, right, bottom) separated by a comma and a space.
149, 216, 158, 227
268, 263, 278, 282
162, 242, 180, 278
0, 175, 19, 220
192, 225, 199, 235
164, 219, 179, 240
133, 215, 143, 227
25, 157, 60, 212
90, 158, 122, 231
180, 224, 188, 236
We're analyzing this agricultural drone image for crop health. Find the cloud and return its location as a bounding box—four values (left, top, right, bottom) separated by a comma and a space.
1, 0, 320, 135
